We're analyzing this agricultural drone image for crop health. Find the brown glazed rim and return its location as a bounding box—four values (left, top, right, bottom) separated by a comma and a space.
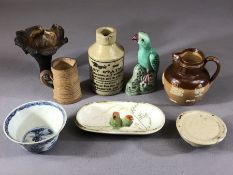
173, 48, 205, 69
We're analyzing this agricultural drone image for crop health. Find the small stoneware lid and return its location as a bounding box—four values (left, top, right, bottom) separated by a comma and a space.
176, 110, 227, 147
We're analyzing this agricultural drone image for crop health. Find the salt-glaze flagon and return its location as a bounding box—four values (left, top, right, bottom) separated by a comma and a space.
88, 27, 124, 96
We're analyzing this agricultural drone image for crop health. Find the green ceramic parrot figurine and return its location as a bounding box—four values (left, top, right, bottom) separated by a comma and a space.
109, 112, 122, 128
122, 115, 133, 127
125, 32, 159, 96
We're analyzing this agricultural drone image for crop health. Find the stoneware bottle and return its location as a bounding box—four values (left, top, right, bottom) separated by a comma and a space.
88, 27, 124, 96
162, 48, 220, 105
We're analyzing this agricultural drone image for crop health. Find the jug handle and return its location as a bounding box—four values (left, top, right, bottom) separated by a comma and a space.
205, 56, 221, 84
40, 70, 54, 88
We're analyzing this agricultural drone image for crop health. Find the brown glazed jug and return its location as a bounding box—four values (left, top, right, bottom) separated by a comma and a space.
162, 48, 220, 105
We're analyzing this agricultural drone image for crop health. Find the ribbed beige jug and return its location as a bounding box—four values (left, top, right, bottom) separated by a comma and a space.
40, 57, 82, 104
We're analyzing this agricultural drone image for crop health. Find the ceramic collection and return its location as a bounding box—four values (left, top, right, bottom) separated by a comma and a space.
3, 24, 226, 153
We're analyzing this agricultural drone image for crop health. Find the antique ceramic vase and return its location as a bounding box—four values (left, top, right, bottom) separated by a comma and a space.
14, 24, 68, 85
88, 27, 124, 96
162, 48, 220, 105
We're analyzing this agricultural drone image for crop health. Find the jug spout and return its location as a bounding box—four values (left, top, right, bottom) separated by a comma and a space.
172, 53, 182, 69
173, 48, 205, 69
172, 53, 180, 62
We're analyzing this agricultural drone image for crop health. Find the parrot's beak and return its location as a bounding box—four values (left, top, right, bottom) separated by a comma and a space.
132, 33, 138, 42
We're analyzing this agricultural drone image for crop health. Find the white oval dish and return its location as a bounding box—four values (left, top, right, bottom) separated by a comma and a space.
75, 101, 165, 135
176, 110, 227, 147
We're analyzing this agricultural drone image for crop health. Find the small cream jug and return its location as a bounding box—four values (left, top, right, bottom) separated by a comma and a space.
40, 57, 82, 104
88, 27, 124, 95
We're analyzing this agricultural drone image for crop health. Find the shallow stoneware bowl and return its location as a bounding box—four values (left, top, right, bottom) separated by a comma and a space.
75, 101, 165, 135
176, 110, 227, 147
3, 101, 67, 153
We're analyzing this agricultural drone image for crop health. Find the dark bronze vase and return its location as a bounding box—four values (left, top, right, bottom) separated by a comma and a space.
14, 24, 68, 85
162, 48, 220, 105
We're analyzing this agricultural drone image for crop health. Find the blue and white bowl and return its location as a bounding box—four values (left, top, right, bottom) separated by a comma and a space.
3, 101, 67, 153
